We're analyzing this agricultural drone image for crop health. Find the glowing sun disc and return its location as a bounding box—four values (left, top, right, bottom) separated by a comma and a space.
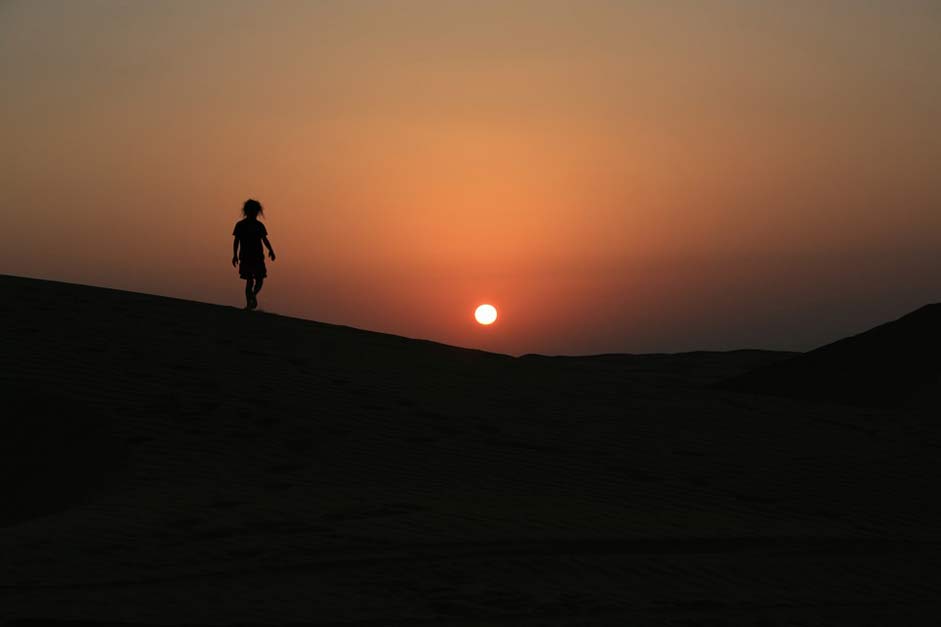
474, 304, 498, 325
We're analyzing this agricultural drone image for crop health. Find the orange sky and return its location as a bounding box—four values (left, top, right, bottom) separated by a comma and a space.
2, 1, 940, 354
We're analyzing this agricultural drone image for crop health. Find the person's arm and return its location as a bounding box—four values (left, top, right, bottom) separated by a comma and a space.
232, 235, 239, 267
263, 236, 276, 261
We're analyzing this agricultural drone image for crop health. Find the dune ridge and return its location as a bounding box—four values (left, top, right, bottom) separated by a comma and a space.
720, 303, 941, 407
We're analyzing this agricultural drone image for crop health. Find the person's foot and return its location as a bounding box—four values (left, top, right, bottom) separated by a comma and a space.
249, 294, 258, 310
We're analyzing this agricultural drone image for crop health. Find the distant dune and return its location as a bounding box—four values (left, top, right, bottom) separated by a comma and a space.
720, 304, 941, 408
3, 274, 941, 626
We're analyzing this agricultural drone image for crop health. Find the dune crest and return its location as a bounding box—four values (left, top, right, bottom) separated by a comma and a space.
721, 304, 941, 407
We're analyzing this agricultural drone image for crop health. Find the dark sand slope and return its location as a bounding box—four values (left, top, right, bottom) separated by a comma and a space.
721, 304, 941, 408
2, 274, 941, 626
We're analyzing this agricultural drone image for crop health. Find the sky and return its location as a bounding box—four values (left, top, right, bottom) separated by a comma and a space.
2, 0, 940, 355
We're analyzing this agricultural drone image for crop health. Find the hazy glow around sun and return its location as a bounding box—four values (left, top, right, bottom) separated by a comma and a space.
475, 304, 497, 325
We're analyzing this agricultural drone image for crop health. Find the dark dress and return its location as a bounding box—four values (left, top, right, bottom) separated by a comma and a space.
233, 218, 268, 279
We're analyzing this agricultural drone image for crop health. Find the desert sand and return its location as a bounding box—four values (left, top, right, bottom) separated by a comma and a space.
2, 273, 940, 626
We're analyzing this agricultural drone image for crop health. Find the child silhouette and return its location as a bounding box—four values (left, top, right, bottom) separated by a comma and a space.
232, 199, 276, 310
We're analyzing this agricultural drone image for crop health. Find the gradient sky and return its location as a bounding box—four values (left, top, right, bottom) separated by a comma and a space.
2, 0, 940, 355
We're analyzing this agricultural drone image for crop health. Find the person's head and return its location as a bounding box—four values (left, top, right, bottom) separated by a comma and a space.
242, 199, 264, 219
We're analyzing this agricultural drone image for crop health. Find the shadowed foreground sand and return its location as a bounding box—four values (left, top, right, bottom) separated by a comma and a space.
2, 274, 941, 626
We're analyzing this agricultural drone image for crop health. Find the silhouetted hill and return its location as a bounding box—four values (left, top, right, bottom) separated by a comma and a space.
720, 304, 941, 407
3, 274, 941, 626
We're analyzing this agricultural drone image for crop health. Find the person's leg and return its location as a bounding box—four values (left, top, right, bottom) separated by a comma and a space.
245, 278, 254, 307
252, 278, 264, 295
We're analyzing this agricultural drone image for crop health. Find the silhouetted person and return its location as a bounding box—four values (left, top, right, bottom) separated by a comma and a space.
232, 199, 276, 310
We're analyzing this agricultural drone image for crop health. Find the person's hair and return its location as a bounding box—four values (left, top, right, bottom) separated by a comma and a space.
242, 199, 264, 219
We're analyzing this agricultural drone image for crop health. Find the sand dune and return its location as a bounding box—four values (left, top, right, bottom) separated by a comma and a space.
2, 274, 941, 625
721, 304, 941, 407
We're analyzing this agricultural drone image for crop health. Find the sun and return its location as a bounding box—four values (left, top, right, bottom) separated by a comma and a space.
474, 304, 498, 325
